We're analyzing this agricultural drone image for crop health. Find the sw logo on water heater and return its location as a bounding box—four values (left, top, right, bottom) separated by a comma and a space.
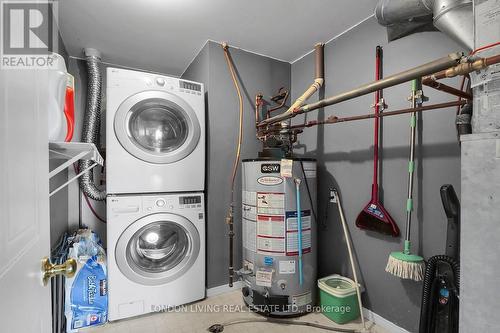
261, 163, 280, 173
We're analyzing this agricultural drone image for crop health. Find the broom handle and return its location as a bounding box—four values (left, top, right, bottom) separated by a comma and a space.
405, 79, 422, 244
372, 46, 383, 201
334, 189, 366, 330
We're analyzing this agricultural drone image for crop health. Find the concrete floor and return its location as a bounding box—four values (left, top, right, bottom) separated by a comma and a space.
87, 289, 389, 333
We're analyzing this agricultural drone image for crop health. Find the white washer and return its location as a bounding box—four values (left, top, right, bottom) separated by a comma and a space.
107, 192, 205, 321
106, 68, 205, 194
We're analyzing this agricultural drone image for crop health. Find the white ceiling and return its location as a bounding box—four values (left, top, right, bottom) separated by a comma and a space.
58, 0, 378, 76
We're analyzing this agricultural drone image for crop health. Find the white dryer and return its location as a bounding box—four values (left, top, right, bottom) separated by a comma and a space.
106, 68, 205, 194
107, 192, 205, 321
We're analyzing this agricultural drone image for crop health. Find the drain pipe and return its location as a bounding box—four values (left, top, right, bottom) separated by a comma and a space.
78, 48, 106, 201
260, 43, 324, 126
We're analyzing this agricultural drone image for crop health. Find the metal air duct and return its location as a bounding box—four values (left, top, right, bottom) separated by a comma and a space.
78, 48, 106, 201
375, 0, 473, 50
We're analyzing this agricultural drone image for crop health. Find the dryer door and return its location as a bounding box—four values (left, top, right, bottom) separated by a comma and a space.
115, 212, 200, 286
114, 90, 201, 164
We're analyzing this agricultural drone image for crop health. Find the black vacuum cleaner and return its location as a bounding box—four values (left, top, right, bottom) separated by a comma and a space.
419, 184, 460, 333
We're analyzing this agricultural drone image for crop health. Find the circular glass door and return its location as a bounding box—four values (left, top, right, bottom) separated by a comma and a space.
114, 91, 200, 164
115, 213, 200, 286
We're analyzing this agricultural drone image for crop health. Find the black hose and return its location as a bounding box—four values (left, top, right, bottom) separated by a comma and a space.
208, 317, 359, 332
419, 255, 460, 333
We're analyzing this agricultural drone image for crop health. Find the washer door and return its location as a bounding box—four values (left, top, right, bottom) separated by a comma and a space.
115, 213, 200, 286
114, 90, 201, 164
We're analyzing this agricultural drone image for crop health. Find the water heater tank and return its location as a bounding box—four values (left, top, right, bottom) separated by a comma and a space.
240, 158, 317, 316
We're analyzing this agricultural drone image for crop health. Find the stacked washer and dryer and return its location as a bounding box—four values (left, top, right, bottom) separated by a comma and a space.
106, 68, 206, 321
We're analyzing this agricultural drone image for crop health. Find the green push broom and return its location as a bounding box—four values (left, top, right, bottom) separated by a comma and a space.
386, 79, 426, 281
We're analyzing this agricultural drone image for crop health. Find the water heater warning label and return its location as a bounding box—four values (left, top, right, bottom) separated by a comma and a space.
256, 192, 285, 255
285, 210, 312, 256
256, 269, 273, 287
243, 217, 256, 252
257, 192, 285, 215
257, 215, 285, 255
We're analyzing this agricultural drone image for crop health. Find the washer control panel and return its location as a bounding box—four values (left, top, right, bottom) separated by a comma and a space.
179, 195, 202, 207
108, 194, 204, 215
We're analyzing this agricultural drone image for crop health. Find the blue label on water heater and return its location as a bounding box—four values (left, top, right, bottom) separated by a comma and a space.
285, 210, 311, 219
264, 256, 274, 266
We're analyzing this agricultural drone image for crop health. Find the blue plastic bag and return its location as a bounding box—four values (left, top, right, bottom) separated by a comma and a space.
65, 229, 108, 332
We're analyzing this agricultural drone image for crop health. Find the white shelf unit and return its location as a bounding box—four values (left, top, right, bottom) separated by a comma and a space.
49, 142, 104, 197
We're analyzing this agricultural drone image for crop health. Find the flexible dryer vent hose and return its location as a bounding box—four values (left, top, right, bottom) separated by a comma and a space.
78, 48, 106, 201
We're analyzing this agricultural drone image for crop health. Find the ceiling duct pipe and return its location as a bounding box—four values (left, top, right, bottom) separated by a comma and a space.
267, 43, 324, 124
375, 0, 433, 26
78, 48, 106, 201
375, 0, 473, 50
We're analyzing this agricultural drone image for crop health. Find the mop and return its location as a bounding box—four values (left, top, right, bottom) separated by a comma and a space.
385, 79, 426, 281
331, 189, 368, 332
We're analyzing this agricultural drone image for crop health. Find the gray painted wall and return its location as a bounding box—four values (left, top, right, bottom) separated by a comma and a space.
182, 41, 291, 288
291, 17, 465, 331
61, 17, 466, 330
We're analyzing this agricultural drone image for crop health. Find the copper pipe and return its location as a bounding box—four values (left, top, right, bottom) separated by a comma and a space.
424, 54, 500, 81
259, 52, 462, 126
277, 100, 467, 131
267, 90, 289, 116
221, 42, 243, 288
487, 54, 500, 66
259, 43, 324, 125
422, 80, 472, 99
260, 53, 500, 127
255, 93, 263, 126
300, 54, 462, 113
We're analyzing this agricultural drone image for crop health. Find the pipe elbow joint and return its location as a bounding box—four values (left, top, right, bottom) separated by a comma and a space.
314, 78, 324, 87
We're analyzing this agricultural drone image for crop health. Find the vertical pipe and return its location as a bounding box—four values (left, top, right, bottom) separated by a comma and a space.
295, 178, 303, 286
221, 42, 244, 287
315, 43, 325, 80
